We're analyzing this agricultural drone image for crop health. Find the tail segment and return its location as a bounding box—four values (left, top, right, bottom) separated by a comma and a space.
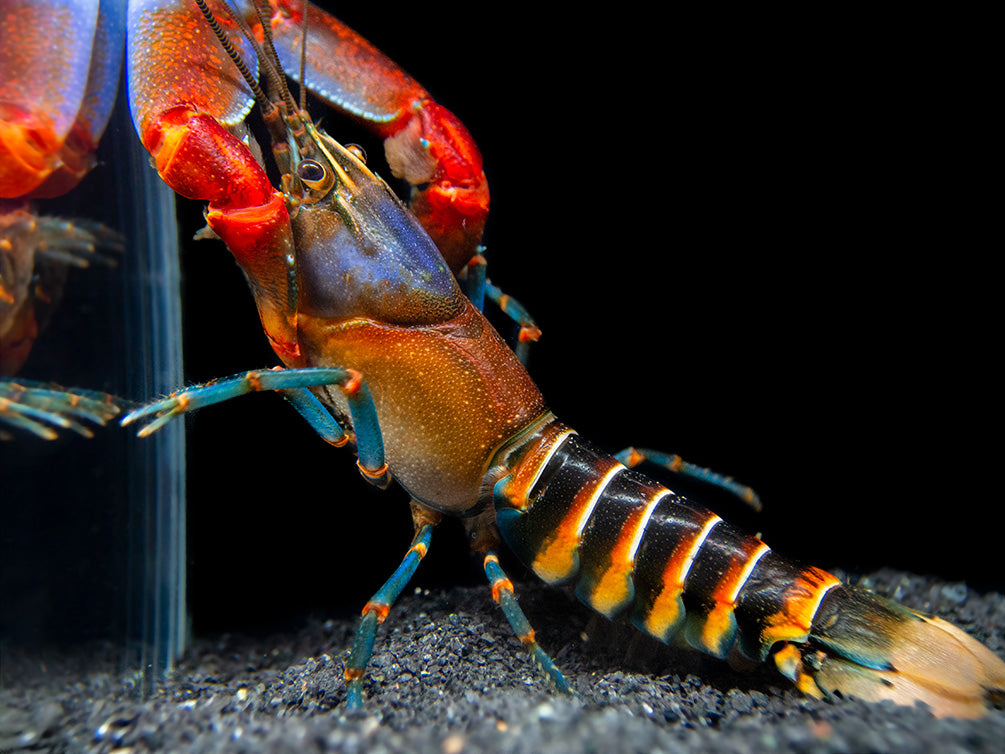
493, 419, 1005, 718
785, 585, 1005, 719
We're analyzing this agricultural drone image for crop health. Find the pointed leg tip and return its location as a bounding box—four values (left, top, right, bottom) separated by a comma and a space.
345, 684, 364, 710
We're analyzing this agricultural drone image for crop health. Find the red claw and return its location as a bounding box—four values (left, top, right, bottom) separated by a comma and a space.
264, 0, 490, 274
0, 107, 63, 198
140, 106, 300, 363
24, 121, 100, 200
140, 106, 274, 210
385, 101, 490, 275
0, 0, 121, 200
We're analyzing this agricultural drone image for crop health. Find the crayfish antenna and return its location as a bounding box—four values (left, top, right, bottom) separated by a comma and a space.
791, 585, 1005, 719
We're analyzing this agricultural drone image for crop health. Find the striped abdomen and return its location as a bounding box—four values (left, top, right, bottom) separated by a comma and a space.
494, 421, 840, 663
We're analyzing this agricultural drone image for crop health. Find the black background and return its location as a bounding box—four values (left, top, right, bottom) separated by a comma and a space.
175, 4, 996, 633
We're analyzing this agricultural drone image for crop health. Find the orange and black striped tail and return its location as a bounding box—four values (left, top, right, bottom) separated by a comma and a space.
494, 420, 1005, 718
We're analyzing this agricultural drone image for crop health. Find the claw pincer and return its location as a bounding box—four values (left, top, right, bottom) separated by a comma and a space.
128, 0, 299, 358
0, 0, 123, 199
0, 1, 125, 435
262, 0, 489, 274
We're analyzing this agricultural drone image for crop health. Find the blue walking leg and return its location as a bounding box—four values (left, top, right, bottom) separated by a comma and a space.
484, 282, 542, 365
344, 521, 436, 708
459, 253, 541, 364
0, 378, 121, 439
482, 551, 570, 694
123, 366, 388, 486
614, 446, 762, 511
460, 250, 488, 312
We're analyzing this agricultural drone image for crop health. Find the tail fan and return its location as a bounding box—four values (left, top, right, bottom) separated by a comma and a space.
782, 585, 1005, 719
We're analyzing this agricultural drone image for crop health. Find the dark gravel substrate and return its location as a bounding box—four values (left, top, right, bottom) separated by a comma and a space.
2, 568, 1003, 753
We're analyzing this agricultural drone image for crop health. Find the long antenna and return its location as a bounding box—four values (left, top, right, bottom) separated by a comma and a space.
299, 2, 308, 112
252, 0, 298, 116
192, 0, 269, 110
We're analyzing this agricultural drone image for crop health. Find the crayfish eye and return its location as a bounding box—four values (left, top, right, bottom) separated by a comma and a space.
346, 144, 367, 164
293, 159, 333, 198
297, 159, 332, 192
